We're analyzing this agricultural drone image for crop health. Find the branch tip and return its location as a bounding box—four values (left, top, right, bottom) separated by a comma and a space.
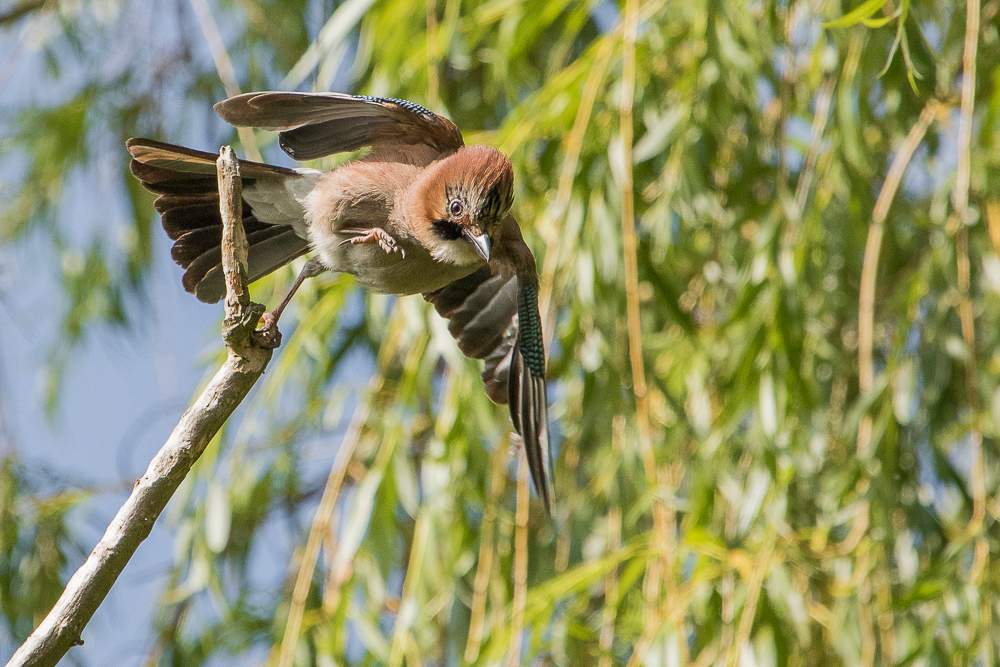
216, 145, 280, 355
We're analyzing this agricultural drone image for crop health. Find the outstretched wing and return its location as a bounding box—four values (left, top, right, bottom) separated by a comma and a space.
214, 92, 464, 161
424, 266, 554, 513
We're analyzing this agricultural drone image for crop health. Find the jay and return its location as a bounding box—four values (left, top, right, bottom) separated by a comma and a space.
127, 92, 553, 512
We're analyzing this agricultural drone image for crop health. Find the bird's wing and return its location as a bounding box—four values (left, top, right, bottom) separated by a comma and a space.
127, 137, 299, 179
424, 265, 554, 513
214, 92, 465, 161
424, 266, 518, 402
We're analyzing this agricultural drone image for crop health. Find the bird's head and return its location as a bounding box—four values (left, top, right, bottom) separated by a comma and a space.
410, 145, 514, 266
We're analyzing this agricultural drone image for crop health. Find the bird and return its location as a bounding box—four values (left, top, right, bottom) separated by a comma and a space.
126, 91, 553, 512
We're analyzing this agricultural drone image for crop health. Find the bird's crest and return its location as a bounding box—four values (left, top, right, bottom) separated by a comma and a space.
417, 146, 514, 226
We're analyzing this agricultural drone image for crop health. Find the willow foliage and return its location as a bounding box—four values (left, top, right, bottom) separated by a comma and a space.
1, 0, 999, 665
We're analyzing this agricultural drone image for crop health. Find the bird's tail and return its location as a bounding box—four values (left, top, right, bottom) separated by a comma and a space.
126, 138, 316, 303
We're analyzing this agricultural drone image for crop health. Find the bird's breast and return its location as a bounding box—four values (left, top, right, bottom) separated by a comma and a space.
303, 160, 484, 295
331, 238, 484, 295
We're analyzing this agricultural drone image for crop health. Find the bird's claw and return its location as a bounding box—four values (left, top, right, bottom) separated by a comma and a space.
379, 238, 405, 258
339, 228, 405, 258
253, 311, 283, 349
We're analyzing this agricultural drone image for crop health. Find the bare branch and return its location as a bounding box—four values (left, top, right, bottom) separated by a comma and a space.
5, 147, 275, 667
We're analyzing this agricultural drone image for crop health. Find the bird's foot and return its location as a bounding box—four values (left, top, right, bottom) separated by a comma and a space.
339, 228, 406, 258
253, 311, 283, 349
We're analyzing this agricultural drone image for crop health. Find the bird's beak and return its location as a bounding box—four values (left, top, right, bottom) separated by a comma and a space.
465, 230, 491, 262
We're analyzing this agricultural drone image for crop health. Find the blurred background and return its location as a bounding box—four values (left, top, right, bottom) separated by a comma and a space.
1, 0, 999, 665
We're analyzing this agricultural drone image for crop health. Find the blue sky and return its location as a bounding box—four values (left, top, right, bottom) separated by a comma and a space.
0, 5, 249, 662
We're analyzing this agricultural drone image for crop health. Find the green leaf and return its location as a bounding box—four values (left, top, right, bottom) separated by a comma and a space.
823, 0, 890, 28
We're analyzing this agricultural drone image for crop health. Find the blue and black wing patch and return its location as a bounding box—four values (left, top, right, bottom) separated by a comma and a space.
508, 281, 553, 512
354, 95, 435, 120
214, 91, 464, 161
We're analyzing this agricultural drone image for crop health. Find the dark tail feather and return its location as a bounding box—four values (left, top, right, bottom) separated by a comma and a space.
127, 138, 310, 303
181, 228, 309, 303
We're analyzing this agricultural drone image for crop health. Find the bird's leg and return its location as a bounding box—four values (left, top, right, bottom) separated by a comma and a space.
339, 227, 405, 258
256, 257, 325, 349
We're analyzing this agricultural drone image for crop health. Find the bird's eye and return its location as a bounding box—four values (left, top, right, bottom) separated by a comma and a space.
449, 200, 464, 217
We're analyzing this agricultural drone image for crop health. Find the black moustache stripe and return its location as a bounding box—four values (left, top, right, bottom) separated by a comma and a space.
433, 219, 463, 240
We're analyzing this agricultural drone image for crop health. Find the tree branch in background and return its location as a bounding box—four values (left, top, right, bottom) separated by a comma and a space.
856, 100, 938, 461
0, 0, 46, 26
5, 147, 276, 667
506, 454, 530, 667
955, 0, 984, 542
849, 100, 939, 667
188, 0, 263, 162
463, 441, 509, 663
